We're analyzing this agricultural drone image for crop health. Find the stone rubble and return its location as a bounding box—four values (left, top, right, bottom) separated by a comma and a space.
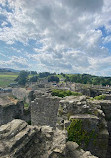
0, 119, 98, 158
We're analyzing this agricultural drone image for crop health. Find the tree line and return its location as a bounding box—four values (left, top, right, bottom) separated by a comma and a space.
15, 71, 111, 86
64, 74, 111, 86
15, 71, 59, 85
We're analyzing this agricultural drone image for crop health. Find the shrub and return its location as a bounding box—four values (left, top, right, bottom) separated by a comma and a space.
51, 89, 82, 98
24, 103, 29, 110
67, 119, 97, 147
94, 95, 106, 100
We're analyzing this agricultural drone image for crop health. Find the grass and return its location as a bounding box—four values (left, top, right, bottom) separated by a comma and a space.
0, 72, 34, 88
0, 72, 18, 88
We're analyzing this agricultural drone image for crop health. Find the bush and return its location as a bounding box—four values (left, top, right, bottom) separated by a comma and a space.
24, 103, 29, 110
51, 89, 82, 98
67, 119, 97, 147
94, 95, 106, 100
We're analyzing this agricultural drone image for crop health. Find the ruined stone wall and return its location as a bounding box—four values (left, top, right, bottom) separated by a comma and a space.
58, 96, 109, 158
12, 88, 33, 103
98, 101, 111, 158
31, 95, 60, 128
0, 119, 98, 158
0, 101, 24, 126
22, 108, 31, 124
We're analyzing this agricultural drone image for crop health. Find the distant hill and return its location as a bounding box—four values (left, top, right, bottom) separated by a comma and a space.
0, 68, 20, 72
62, 73, 111, 86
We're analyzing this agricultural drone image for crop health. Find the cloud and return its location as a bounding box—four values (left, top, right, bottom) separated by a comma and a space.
0, 0, 111, 75
0, 56, 29, 69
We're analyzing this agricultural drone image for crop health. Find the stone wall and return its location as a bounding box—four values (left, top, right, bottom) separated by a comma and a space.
12, 88, 33, 103
31, 95, 60, 128
98, 100, 111, 158
58, 96, 109, 158
0, 101, 24, 126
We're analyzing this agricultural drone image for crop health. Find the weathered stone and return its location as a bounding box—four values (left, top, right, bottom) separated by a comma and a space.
65, 141, 98, 158
31, 95, 60, 128
0, 100, 24, 126
59, 95, 109, 158
0, 119, 98, 158
12, 88, 33, 103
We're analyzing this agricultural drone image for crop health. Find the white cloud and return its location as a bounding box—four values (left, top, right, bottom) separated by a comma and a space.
0, 0, 111, 75
0, 56, 29, 69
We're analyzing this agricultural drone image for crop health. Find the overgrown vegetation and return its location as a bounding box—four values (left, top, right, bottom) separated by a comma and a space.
24, 103, 29, 110
94, 95, 106, 100
51, 89, 82, 97
90, 95, 106, 100
67, 119, 97, 147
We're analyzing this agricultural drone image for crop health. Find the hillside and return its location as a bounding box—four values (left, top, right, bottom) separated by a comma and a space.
0, 68, 19, 73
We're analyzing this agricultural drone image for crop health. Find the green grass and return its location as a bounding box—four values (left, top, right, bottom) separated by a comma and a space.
0, 72, 35, 88
0, 72, 18, 88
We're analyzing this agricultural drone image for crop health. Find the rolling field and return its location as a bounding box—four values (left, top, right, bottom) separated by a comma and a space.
0, 72, 18, 88
0, 72, 34, 88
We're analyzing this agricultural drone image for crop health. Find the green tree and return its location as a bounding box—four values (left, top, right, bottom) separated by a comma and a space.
48, 76, 59, 83
29, 76, 38, 82
15, 71, 29, 85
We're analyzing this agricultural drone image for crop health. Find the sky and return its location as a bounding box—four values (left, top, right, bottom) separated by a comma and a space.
0, 0, 111, 76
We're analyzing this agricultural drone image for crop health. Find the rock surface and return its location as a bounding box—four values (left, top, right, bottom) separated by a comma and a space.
0, 119, 98, 158
58, 96, 109, 158
0, 100, 24, 126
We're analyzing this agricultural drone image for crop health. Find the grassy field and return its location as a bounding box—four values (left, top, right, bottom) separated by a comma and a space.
0, 72, 35, 88
0, 72, 19, 88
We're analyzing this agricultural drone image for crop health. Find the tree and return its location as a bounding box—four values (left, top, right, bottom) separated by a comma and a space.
48, 76, 59, 83
15, 71, 29, 85
38, 72, 51, 78
30, 71, 37, 75
29, 76, 38, 82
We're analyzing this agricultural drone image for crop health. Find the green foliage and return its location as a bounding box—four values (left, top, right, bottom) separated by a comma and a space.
64, 73, 111, 86
48, 76, 59, 83
24, 103, 29, 110
67, 119, 97, 147
29, 76, 38, 82
15, 71, 29, 85
38, 72, 54, 78
51, 89, 82, 98
94, 95, 106, 100
30, 71, 37, 75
